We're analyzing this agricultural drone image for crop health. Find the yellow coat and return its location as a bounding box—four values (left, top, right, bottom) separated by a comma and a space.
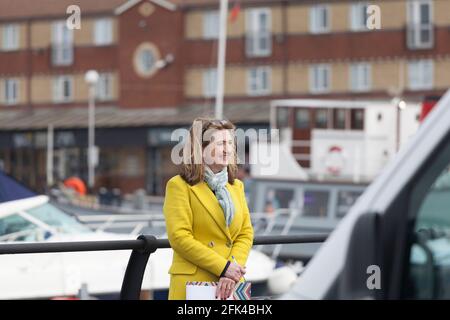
163, 174, 254, 300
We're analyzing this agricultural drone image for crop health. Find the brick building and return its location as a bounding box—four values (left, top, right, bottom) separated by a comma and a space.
0, 0, 449, 194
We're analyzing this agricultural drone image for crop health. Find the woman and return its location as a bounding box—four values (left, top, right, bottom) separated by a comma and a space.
163, 118, 254, 300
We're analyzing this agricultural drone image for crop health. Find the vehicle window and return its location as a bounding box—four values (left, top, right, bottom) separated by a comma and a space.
406, 160, 450, 299
26, 203, 92, 234
0, 213, 39, 242
302, 190, 329, 218
336, 190, 363, 218
263, 187, 295, 213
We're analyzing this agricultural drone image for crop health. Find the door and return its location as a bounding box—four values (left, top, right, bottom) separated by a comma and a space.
52, 21, 74, 65
399, 136, 450, 299
407, 0, 433, 49
246, 8, 271, 57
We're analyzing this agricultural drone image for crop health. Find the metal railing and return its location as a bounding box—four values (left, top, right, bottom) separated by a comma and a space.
245, 31, 272, 57
406, 23, 434, 50
51, 42, 74, 66
0, 234, 328, 300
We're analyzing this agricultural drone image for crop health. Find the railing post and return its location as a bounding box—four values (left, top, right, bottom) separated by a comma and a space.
120, 235, 157, 300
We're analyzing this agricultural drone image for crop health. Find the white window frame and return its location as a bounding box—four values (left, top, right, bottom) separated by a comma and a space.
51, 21, 74, 66
2, 24, 19, 51
93, 18, 113, 46
247, 66, 271, 96
349, 63, 371, 92
407, 0, 433, 49
203, 68, 217, 98
309, 64, 331, 94
309, 5, 330, 34
203, 11, 219, 39
408, 59, 433, 91
53, 75, 73, 103
3, 78, 19, 105
245, 8, 272, 57
350, 2, 369, 31
96, 73, 113, 101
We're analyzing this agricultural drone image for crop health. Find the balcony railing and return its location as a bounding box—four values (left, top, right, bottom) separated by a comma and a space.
0, 234, 328, 300
407, 23, 434, 50
52, 42, 74, 66
246, 31, 272, 57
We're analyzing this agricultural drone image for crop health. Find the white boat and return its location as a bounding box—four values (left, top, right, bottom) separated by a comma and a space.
243, 97, 425, 262
0, 195, 276, 299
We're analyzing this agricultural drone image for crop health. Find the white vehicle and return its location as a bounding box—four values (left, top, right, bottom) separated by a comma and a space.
0, 195, 275, 299
282, 89, 450, 299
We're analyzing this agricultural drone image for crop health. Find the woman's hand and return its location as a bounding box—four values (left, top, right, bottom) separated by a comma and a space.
224, 262, 246, 282
216, 277, 236, 300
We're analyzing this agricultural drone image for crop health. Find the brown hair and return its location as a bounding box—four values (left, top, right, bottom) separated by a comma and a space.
180, 117, 237, 185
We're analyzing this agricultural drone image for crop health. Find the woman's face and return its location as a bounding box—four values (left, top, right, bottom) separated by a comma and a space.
203, 129, 234, 167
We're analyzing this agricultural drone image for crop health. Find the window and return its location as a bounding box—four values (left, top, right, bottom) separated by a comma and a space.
407, 0, 433, 49
310, 64, 331, 94
203, 68, 217, 97
408, 59, 433, 90
26, 203, 91, 234
203, 11, 219, 39
333, 109, 346, 129
96, 73, 113, 101
124, 154, 140, 176
302, 190, 330, 218
3, 78, 19, 105
51, 21, 73, 66
264, 187, 295, 213
295, 109, 310, 129
350, 2, 369, 31
133, 43, 160, 78
0, 214, 38, 242
2, 24, 19, 51
315, 109, 329, 129
310, 5, 330, 34
139, 50, 156, 74
404, 139, 450, 299
248, 67, 271, 96
351, 109, 364, 130
246, 8, 271, 57
94, 18, 113, 45
277, 108, 289, 128
336, 190, 363, 218
350, 63, 371, 92
53, 76, 73, 103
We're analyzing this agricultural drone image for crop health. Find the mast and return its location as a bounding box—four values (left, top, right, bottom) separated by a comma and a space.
215, 0, 229, 120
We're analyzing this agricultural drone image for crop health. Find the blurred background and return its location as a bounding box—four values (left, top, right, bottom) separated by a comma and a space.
0, 0, 447, 195
0, 0, 449, 299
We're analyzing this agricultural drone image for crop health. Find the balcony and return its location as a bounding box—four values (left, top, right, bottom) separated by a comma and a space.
407, 23, 434, 50
246, 31, 272, 58
51, 42, 74, 66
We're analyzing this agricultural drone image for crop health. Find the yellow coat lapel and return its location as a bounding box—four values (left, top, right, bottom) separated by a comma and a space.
190, 181, 236, 241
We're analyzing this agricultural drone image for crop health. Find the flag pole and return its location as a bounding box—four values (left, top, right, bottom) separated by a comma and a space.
215, 0, 229, 120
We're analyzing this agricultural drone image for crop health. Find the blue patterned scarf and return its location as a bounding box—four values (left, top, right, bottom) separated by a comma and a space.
204, 166, 235, 227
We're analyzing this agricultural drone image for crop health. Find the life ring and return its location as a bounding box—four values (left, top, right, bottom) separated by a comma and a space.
324, 146, 345, 176
63, 177, 87, 195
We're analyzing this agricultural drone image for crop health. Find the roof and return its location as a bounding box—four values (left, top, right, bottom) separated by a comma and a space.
175, 0, 280, 8
0, 0, 126, 20
0, 0, 282, 20
0, 103, 270, 131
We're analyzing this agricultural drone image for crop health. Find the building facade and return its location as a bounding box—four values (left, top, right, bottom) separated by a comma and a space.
0, 0, 449, 194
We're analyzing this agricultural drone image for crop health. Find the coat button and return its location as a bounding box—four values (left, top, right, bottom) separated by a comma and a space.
208, 241, 215, 248
226, 240, 232, 248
